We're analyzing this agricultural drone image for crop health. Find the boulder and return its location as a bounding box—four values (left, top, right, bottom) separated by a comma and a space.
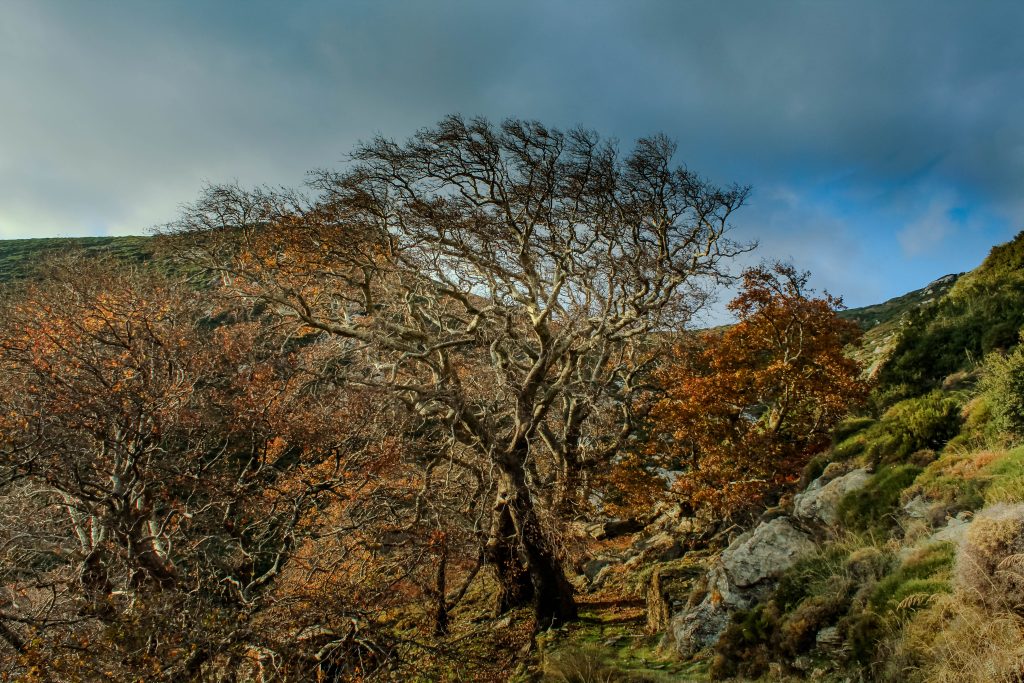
669, 565, 734, 657
903, 495, 932, 519
721, 517, 816, 588
633, 531, 685, 563
793, 467, 872, 526
930, 512, 972, 544
670, 516, 816, 657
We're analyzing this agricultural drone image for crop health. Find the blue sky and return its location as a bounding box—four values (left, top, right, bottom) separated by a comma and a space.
1, 0, 1022, 309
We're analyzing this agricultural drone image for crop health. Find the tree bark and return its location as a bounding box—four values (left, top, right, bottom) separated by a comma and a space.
431, 533, 449, 636
499, 463, 578, 630
485, 493, 533, 614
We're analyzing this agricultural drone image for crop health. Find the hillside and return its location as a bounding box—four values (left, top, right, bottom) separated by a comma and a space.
0, 235, 155, 282
629, 230, 1024, 682
841, 273, 961, 378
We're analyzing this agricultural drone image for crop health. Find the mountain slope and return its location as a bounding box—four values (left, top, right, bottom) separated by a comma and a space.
0, 236, 155, 283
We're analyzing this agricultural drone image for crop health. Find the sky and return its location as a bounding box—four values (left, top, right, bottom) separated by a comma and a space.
1, 0, 1022, 310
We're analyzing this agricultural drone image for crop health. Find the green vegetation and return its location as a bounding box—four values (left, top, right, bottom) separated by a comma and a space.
702, 231, 1024, 680
835, 464, 925, 532
878, 231, 1024, 395
0, 235, 155, 282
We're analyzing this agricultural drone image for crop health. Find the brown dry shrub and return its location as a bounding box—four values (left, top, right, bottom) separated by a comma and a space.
954, 503, 1024, 614
886, 593, 1024, 682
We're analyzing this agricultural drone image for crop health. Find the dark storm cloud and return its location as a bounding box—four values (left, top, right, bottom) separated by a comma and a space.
1, 0, 1022, 306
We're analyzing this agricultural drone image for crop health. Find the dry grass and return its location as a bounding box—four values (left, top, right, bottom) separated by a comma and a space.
889, 593, 1024, 682
954, 503, 1024, 614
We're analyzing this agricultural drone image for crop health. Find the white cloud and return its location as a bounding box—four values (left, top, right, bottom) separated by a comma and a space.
897, 193, 960, 256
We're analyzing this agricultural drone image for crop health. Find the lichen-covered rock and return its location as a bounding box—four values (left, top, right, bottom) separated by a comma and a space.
793, 467, 873, 526
670, 517, 816, 657
903, 494, 932, 519
669, 565, 734, 657
931, 512, 972, 544
721, 517, 817, 588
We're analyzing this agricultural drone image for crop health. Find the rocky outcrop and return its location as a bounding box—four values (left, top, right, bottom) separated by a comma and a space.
645, 554, 711, 634
793, 467, 872, 526
669, 516, 816, 657
664, 466, 871, 657
720, 517, 817, 588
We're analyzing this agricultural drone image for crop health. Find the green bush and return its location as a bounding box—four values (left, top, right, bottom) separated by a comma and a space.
837, 464, 923, 532
838, 610, 885, 666
710, 604, 778, 680
869, 543, 955, 612
872, 392, 962, 462
981, 344, 1024, 440
833, 416, 877, 444
830, 393, 963, 467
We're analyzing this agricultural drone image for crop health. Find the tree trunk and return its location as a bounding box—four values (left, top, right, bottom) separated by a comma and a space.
431, 533, 449, 636
485, 493, 533, 614
500, 465, 578, 630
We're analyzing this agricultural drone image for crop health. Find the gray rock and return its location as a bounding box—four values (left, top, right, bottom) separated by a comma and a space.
721, 517, 816, 588
669, 568, 733, 658
671, 517, 816, 657
793, 468, 873, 526
815, 625, 842, 650
930, 513, 972, 544
635, 531, 685, 562
903, 495, 932, 519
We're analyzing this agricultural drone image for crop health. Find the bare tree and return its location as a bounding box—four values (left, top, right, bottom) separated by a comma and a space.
167, 115, 750, 628
0, 258, 439, 679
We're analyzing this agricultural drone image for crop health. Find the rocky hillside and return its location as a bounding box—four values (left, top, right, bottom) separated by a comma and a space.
842, 273, 960, 378
528, 231, 1024, 682
2, 232, 1021, 682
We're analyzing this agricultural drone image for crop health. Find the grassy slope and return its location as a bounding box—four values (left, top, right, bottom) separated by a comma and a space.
841, 273, 961, 377
0, 235, 156, 283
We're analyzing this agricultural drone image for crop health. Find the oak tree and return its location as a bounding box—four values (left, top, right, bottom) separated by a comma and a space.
167, 115, 750, 627
650, 262, 868, 520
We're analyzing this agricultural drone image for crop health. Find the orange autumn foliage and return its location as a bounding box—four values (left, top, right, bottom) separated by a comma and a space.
651, 262, 869, 519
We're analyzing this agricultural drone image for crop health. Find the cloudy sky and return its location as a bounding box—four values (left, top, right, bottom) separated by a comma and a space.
2, 0, 1022, 308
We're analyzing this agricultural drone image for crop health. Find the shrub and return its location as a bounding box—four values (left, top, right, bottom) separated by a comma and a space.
777, 587, 854, 657
870, 542, 955, 612
887, 593, 1024, 683
710, 603, 779, 680
955, 503, 1024, 615
837, 464, 923, 532
838, 610, 886, 667
982, 343, 1024, 440
872, 392, 963, 463
833, 416, 877, 444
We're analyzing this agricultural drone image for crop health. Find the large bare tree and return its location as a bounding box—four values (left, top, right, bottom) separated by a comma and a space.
167, 115, 750, 627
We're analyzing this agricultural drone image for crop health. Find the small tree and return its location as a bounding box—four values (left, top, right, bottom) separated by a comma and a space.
167, 115, 750, 627
651, 262, 867, 519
